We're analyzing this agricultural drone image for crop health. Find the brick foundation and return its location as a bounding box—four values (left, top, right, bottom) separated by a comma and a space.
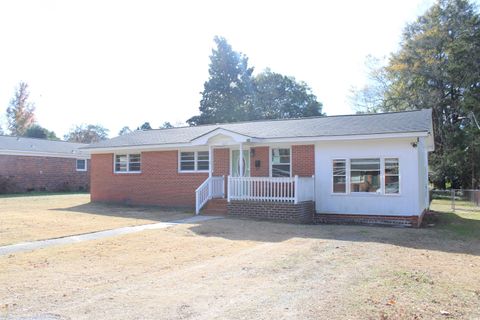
313, 213, 422, 227
0, 154, 89, 193
227, 200, 315, 224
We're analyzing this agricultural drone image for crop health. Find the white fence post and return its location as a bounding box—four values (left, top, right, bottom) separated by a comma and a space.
227, 175, 231, 202
294, 175, 299, 204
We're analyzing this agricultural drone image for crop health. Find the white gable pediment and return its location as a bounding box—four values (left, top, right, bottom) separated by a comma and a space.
190, 128, 256, 146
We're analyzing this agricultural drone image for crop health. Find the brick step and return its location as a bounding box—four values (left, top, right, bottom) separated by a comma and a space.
201, 198, 228, 215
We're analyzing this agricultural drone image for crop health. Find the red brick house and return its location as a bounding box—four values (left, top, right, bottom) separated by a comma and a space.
84, 110, 434, 226
0, 136, 90, 193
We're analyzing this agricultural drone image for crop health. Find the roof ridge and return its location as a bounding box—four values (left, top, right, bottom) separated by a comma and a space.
141, 109, 429, 132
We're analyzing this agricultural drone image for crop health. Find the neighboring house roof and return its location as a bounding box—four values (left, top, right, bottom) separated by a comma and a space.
0, 136, 89, 158
84, 109, 433, 151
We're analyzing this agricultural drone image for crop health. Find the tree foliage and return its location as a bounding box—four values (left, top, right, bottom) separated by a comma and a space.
254, 69, 323, 119
64, 124, 109, 143
24, 124, 59, 140
187, 36, 255, 125
6, 82, 36, 136
188, 37, 324, 125
118, 126, 132, 136
351, 0, 480, 189
160, 121, 174, 129
137, 122, 152, 130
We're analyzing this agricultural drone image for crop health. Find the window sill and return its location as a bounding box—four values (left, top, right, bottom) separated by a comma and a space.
114, 171, 142, 174
178, 170, 209, 174
76, 169, 87, 172
330, 192, 401, 197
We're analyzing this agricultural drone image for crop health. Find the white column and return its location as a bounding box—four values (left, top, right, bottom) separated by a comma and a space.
239, 142, 243, 177
208, 145, 213, 178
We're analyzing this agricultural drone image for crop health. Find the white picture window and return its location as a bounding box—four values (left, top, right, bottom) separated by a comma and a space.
115, 154, 141, 173
350, 158, 381, 193
331, 158, 400, 195
332, 159, 346, 193
179, 151, 209, 172
76, 159, 87, 171
271, 148, 291, 177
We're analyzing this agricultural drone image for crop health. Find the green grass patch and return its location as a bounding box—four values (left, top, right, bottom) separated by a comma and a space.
427, 199, 480, 239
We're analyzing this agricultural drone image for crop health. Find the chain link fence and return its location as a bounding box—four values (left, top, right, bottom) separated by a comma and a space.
431, 189, 480, 211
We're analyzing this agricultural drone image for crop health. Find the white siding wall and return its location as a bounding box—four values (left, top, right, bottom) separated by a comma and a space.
315, 138, 424, 216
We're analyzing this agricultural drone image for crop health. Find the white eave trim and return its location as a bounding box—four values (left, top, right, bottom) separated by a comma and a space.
0, 149, 90, 159
83, 131, 430, 154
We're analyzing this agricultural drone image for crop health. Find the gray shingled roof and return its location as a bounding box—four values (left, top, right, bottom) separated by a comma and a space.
0, 136, 88, 156
85, 109, 432, 149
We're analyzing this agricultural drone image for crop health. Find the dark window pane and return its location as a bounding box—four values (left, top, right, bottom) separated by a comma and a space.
333, 160, 346, 175
272, 164, 290, 177
197, 151, 209, 161
129, 154, 141, 163
116, 155, 127, 163
115, 163, 127, 172
180, 162, 195, 171
351, 158, 380, 171
272, 148, 290, 165
76, 160, 86, 170
350, 158, 380, 193
385, 158, 399, 175
385, 176, 400, 194
197, 161, 209, 171
181, 152, 195, 161
333, 176, 346, 193
129, 162, 141, 172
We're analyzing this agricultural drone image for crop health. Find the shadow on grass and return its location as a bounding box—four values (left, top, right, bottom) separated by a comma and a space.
0, 191, 89, 198
51, 202, 195, 223
52, 200, 480, 256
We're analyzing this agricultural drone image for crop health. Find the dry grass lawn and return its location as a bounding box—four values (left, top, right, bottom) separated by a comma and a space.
0, 193, 192, 246
0, 195, 479, 319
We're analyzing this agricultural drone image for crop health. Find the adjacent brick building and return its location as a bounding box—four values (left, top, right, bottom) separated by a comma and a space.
0, 136, 90, 193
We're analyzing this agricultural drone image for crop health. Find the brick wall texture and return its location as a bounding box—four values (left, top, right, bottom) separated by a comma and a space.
228, 200, 315, 224
292, 145, 315, 177
0, 154, 90, 193
90, 145, 315, 208
313, 213, 423, 227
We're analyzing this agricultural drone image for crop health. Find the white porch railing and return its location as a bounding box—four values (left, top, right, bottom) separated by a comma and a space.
195, 176, 225, 214
227, 175, 315, 204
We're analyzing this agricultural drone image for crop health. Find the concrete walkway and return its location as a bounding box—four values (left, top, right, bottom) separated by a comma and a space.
0, 215, 221, 256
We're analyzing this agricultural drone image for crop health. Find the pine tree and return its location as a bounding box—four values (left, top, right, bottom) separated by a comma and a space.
187, 36, 255, 125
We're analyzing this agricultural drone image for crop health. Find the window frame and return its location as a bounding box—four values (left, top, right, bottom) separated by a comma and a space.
330, 157, 401, 196
384, 158, 401, 195
269, 147, 292, 177
178, 150, 210, 173
113, 153, 142, 174
76, 159, 87, 172
349, 158, 382, 194
332, 159, 347, 194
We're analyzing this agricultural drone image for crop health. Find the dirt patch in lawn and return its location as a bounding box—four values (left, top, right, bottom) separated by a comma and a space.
0, 194, 192, 246
1, 201, 479, 319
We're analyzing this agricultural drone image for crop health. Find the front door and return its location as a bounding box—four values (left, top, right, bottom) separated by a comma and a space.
231, 150, 250, 177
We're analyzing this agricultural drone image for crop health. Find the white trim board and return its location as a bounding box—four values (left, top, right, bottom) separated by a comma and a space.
84, 131, 431, 154
0, 150, 90, 159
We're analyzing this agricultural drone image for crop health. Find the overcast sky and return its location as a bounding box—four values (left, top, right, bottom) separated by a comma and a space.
0, 0, 437, 138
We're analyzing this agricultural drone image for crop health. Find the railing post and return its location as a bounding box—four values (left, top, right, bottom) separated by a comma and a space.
222, 175, 225, 198
195, 190, 199, 215
294, 175, 299, 204
227, 175, 231, 202
208, 177, 212, 200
